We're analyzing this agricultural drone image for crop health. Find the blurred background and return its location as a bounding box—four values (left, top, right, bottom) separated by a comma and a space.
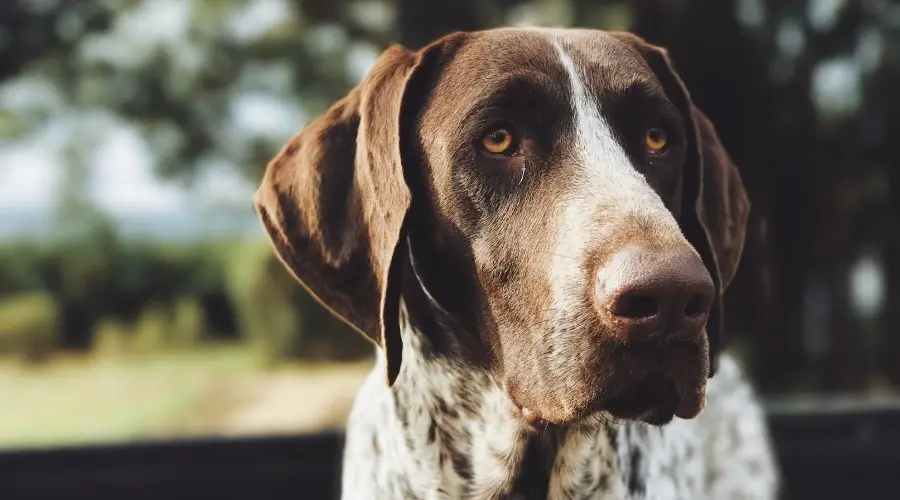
1, 0, 899, 454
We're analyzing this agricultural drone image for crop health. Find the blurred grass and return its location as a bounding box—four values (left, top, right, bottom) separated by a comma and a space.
0, 229, 375, 451
0, 292, 59, 362
0, 346, 373, 450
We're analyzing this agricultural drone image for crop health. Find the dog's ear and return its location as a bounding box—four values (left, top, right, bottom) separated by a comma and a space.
611, 32, 751, 376
254, 35, 465, 386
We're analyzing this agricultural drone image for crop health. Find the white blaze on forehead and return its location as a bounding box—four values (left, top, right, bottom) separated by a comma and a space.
542, 33, 682, 316
549, 34, 648, 191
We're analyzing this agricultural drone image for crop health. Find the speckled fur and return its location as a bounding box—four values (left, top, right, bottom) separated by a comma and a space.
341, 303, 779, 500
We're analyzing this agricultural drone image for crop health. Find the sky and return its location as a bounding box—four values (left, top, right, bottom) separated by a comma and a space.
0, 112, 263, 219
0, 149, 60, 213
0, 0, 298, 220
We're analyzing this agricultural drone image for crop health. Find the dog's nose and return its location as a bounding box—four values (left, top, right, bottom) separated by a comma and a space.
596, 245, 715, 343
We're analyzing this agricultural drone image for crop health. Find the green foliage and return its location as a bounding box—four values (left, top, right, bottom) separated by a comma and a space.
93, 299, 207, 356
224, 241, 302, 363
92, 317, 133, 357
0, 292, 60, 363
172, 299, 206, 348
224, 241, 370, 365
0, 233, 369, 363
120, 300, 206, 354
131, 304, 172, 354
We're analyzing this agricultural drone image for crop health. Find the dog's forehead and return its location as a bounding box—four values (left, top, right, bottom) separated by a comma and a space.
456, 28, 643, 72
425, 28, 660, 120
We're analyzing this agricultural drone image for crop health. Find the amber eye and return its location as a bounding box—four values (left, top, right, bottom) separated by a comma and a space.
645, 126, 668, 153
481, 128, 516, 155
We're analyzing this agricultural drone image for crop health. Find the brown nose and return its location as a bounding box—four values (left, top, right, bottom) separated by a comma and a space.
596, 245, 715, 343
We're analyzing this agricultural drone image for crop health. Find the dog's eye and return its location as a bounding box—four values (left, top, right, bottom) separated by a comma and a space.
480, 128, 517, 155
645, 127, 668, 153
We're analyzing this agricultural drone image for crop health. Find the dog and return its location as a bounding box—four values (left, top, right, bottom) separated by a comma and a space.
255, 27, 779, 499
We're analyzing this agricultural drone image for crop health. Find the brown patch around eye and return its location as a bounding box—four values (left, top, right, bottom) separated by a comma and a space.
481, 128, 516, 155
645, 127, 668, 153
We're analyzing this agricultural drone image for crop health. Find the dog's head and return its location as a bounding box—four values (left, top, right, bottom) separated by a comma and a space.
255, 28, 749, 427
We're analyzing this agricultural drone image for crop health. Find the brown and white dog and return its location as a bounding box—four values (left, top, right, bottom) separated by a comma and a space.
255, 27, 779, 499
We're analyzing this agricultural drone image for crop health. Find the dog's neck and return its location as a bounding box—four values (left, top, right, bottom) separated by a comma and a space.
363, 298, 632, 499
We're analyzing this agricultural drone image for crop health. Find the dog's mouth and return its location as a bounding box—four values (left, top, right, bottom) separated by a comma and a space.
591, 366, 706, 424
600, 372, 682, 425
510, 342, 708, 429
515, 371, 704, 429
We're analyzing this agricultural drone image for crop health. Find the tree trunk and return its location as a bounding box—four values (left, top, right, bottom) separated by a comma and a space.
827, 255, 857, 390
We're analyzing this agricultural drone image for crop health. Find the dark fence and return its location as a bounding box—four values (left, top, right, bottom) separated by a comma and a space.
2, 401, 900, 500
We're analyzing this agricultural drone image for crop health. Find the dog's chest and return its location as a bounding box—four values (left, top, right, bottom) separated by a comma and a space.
505, 429, 620, 500
504, 422, 704, 500
341, 361, 708, 500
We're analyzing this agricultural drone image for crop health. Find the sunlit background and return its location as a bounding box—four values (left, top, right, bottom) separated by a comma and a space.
1, 0, 899, 451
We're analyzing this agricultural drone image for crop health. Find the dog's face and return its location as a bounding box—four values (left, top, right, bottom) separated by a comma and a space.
255, 28, 749, 427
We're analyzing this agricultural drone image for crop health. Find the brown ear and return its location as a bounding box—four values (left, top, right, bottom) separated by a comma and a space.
611, 32, 751, 376
254, 38, 462, 385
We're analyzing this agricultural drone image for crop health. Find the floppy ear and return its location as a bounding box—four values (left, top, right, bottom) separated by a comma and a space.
611, 32, 751, 376
254, 38, 461, 386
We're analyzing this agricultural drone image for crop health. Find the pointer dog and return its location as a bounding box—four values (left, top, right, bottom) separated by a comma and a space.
256, 27, 779, 499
